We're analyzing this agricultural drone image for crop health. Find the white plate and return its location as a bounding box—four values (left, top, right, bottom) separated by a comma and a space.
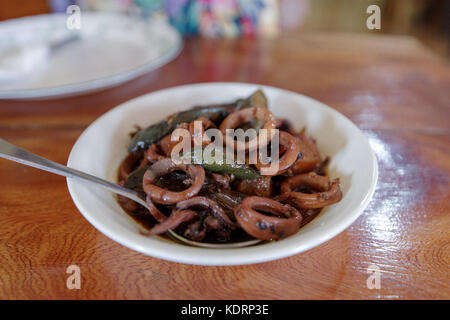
67, 83, 378, 266
0, 13, 182, 99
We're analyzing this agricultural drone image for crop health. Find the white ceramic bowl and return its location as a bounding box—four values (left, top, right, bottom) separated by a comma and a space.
67, 83, 377, 266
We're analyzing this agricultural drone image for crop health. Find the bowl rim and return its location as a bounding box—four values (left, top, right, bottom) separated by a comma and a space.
67, 82, 378, 266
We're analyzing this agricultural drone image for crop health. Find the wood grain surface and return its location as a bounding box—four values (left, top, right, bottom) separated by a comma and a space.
0, 33, 449, 299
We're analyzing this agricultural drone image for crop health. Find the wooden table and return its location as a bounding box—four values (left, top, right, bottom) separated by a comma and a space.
0, 33, 449, 299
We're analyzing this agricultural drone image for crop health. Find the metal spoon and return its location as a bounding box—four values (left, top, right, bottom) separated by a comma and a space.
0, 138, 261, 248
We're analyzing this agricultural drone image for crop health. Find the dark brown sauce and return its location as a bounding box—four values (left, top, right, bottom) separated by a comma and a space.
116, 115, 330, 245
116, 166, 326, 245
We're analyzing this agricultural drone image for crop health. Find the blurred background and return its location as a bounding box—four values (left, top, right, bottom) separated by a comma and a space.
1, 0, 449, 59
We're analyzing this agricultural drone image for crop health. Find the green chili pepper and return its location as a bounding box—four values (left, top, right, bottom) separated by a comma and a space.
128, 106, 231, 152
234, 89, 268, 111
200, 161, 261, 179
191, 147, 260, 180
234, 89, 267, 133
128, 89, 268, 152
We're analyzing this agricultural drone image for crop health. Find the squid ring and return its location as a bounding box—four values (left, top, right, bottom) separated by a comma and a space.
234, 196, 302, 240
140, 210, 198, 236
177, 196, 236, 228
189, 117, 216, 146
159, 123, 190, 156
143, 158, 205, 204
145, 144, 166, 163
255, 131, 300, 175
144, 194, 168, 223
291, 129, 321, 174
219, 107, 276, 151
158, 133, 175, 156
280, 172, 342, 209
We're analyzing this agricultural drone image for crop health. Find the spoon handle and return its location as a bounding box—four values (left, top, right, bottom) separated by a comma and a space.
0, 138, 145, 206
0, 138, 263, 248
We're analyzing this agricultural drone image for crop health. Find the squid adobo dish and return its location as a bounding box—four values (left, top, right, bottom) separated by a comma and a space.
118, 89, 343, 244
